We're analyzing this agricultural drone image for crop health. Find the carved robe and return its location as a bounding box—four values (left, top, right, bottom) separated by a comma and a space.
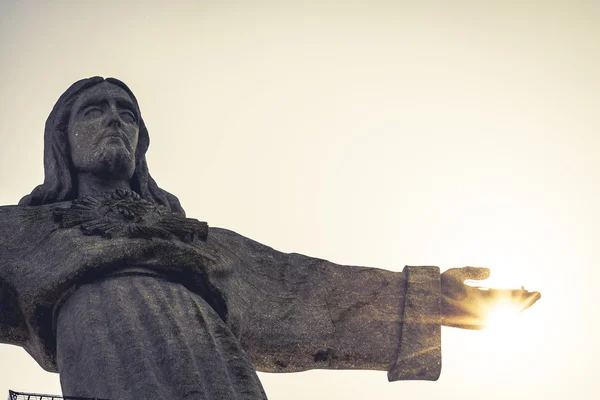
0, 197, 442, 399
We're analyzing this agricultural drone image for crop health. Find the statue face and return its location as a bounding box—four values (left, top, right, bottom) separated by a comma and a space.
67, 82, 140, 180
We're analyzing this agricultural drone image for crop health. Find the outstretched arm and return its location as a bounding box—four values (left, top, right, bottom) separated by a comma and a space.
209, 228, 443, 381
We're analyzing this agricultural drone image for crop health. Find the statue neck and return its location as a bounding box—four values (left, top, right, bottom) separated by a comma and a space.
76, 173, 132, 198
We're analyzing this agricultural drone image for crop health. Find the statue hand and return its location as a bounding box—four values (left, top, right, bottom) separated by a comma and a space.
440, 267, 541, 329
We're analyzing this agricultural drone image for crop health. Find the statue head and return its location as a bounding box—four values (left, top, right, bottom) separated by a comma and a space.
67, 80, 140, 183
19, 77, 184, 214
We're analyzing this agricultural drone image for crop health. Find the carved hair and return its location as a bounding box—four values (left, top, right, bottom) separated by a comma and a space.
19, 77, 184, 214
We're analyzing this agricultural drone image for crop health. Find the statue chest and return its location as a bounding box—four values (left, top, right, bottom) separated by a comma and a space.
6, 192, 215, 293
10, 215, 222, 310
0, 200, 234, 371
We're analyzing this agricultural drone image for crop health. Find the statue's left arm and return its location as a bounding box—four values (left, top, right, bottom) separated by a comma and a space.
0, 206, 29, 347
0, 278, 28, 346
209, 228, 442, 381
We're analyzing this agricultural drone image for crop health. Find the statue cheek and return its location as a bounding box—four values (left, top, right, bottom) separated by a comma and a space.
68, 123, 96, 163
77, 122, 101, 144
69, 141, 86, 166
131, 132, 139, 153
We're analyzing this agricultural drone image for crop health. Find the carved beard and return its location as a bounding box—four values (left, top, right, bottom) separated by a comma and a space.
83, 144, 136, 180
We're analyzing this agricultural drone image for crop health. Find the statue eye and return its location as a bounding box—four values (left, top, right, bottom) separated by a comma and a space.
84, 107, 103, 118
120, 111, 137, 124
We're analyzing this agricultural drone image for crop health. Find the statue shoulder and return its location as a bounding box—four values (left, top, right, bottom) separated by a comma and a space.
0, 202, 60, 225
0, 202, 66, 215
207, 226, 250, 252
0, 204, 27, 231
0, 203, 21, 213
207, 227, 276, 254
0, 203, 64, 254
208, 226, 243, 241
206, 226, 296, 267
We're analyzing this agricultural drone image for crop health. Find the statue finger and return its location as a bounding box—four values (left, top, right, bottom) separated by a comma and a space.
460, 266, 490, 281
441, 269, 467, 299
441, 267, 465, 280
518, 290, 541, 312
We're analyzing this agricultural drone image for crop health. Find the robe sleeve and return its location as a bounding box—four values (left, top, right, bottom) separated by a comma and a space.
0, 206, 29, 347
209, 228, 442, 381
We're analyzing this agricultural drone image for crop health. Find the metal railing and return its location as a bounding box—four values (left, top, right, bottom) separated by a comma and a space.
8, 391, 109, 400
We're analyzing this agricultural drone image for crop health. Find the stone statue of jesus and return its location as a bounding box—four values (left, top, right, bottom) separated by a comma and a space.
0, 77, 540, 399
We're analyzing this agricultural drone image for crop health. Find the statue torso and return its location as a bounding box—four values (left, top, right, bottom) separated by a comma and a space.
0, 193, 235, 372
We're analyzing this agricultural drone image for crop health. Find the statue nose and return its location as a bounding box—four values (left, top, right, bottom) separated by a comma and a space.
108, 112, 122, 128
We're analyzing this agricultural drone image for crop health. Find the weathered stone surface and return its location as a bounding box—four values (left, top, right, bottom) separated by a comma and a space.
389, 266, 441, 381
0, 77, 540, 399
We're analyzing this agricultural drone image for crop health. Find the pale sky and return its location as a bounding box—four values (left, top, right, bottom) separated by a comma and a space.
0, 1, 598, 399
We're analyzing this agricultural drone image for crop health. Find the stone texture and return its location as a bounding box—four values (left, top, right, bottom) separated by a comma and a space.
0, 202, 443, 398
0, 76, 540, 399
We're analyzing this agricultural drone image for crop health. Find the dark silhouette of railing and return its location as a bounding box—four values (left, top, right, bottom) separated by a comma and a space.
8, 391, 109, 400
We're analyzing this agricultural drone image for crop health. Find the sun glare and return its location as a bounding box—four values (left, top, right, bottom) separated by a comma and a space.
485, 303, 520, 330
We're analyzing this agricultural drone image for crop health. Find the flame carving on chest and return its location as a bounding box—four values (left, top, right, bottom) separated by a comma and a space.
53, 189, 208, 242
